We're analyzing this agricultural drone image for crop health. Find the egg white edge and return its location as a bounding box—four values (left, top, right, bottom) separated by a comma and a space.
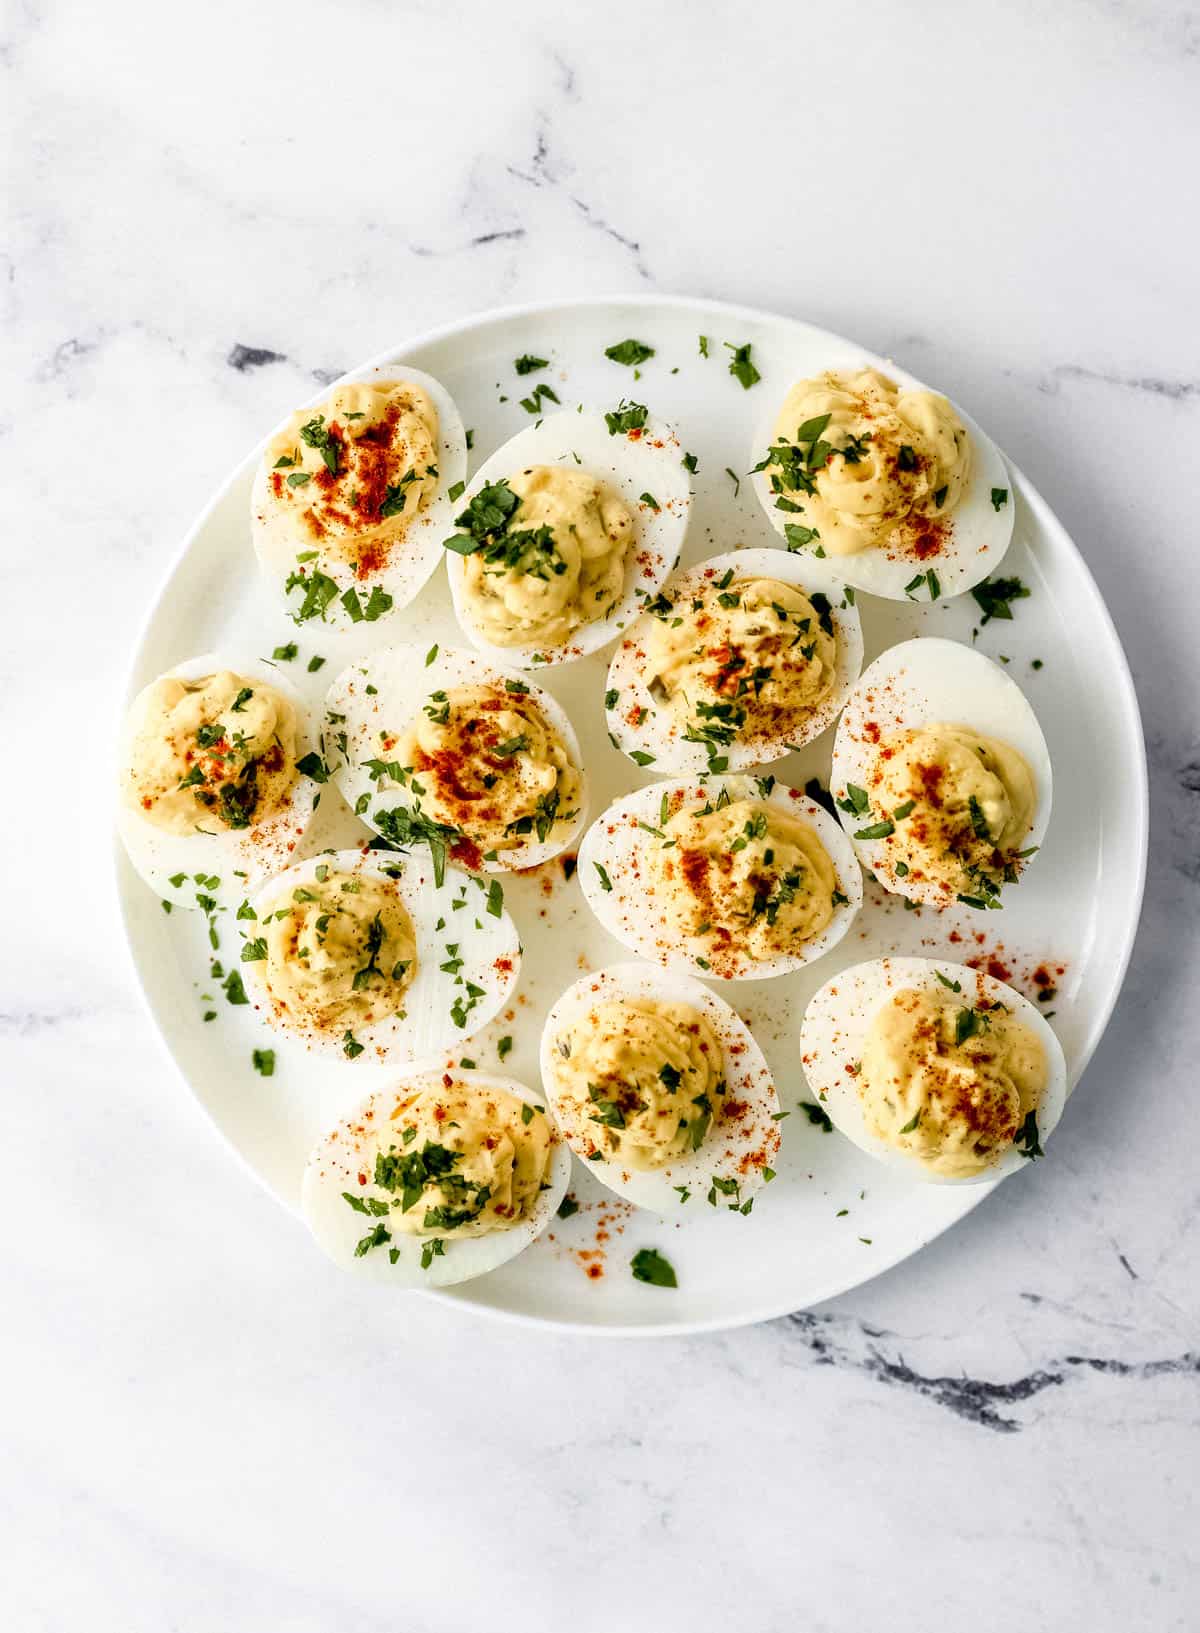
798, 955, 1067, 1186
322, 643, 589, 873
301, 1068, 571, 1286
238, 846, 521, 1064
576, 773, 864, 982
443, 407, 692, 668
830, 636, 1053, 907
604, 547, 864, 774
538, 960, 783, 1214
748, 370, 1016, 602
115, 651, 321, 910
250, 362, 469, 629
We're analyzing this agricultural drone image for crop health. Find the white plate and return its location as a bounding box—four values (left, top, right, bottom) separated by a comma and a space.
116, 296, 1147, 1337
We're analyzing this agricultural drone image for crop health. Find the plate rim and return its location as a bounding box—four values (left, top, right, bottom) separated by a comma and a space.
114, 291, 1149, 1338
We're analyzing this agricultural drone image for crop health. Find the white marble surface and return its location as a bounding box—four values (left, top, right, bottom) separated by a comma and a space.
4, 1, 1199, 1626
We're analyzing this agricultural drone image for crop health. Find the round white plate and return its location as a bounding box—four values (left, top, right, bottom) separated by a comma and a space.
116, 296, 1147, 1336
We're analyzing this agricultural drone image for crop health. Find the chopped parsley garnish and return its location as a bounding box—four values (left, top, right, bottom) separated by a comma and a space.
604, 400, 648, 436
351, 913, 386, 992
1015, 1110, 1043, 1160
514, 354, 550, 375
990, 487, 1009, 511
354, 1222, 390, 1257
272, 642, 298, 661
342, 1031, 365, 1060
252, 1048, 275, 1077
783, 523, 820, 555
497, 1035, 513, 1061
442, 478, 563, 583
800, 1101, 833, 1133
682, 451, 698, 474
809, 590, 835, 635
604, 338, 655, 367
836, 784, 871, 817
519, 381, 560, 415
698, 335, 709, 357
838, 431, 872, 464
630, 1248, 678, 1288
295, 751, 329, 783
285, 568, 339, 623
593, 861, 613, 892
954, 1007, 984, 1046
724, 341, 760, 390
299, 414, 339, 478
307, 654, 325, 673
222, 969, 249, 1005
372, 805, 460, 888
971, 574, 1030, 625
556, 1195, 580, 1219
340, 585, 393, 623
342, 1192, 389, 1217
904, 569, 941, 601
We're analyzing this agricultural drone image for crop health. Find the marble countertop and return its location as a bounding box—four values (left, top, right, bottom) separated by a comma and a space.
5, 1, 1198, 1626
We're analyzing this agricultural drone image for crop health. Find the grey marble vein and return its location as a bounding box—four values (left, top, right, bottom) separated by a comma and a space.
784, 1311, 1199, 1433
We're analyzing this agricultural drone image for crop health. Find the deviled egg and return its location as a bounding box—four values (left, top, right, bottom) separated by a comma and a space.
324, 645, 586, 873
443, 403, 691, 666
117, 654, 321, 908
605, 548, 862, 774
237, 847, 520, 1064
799, 957, 1067, 1184
302, 1069, 570, 1285
831, 637, 1052, 910
540, 962, 781, 1213
578, 774, 862, 981
251, 367, 467, 633
751, 367, 1014, 601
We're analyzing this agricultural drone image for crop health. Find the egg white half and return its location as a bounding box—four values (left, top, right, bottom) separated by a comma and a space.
539, 961, 781, 1214
750, 388, 1015, 602
604, 548, 863, 774
302, 1070, 570, 1286
116, 653, 321, 911
830, 637, 1052, 908
323, 644, 587, 873
237, 847, 520, 1063
577, 773, 863, 982
444, 407, 691, 667
251, 363, 468, 637
799, 956, 1067, 1185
